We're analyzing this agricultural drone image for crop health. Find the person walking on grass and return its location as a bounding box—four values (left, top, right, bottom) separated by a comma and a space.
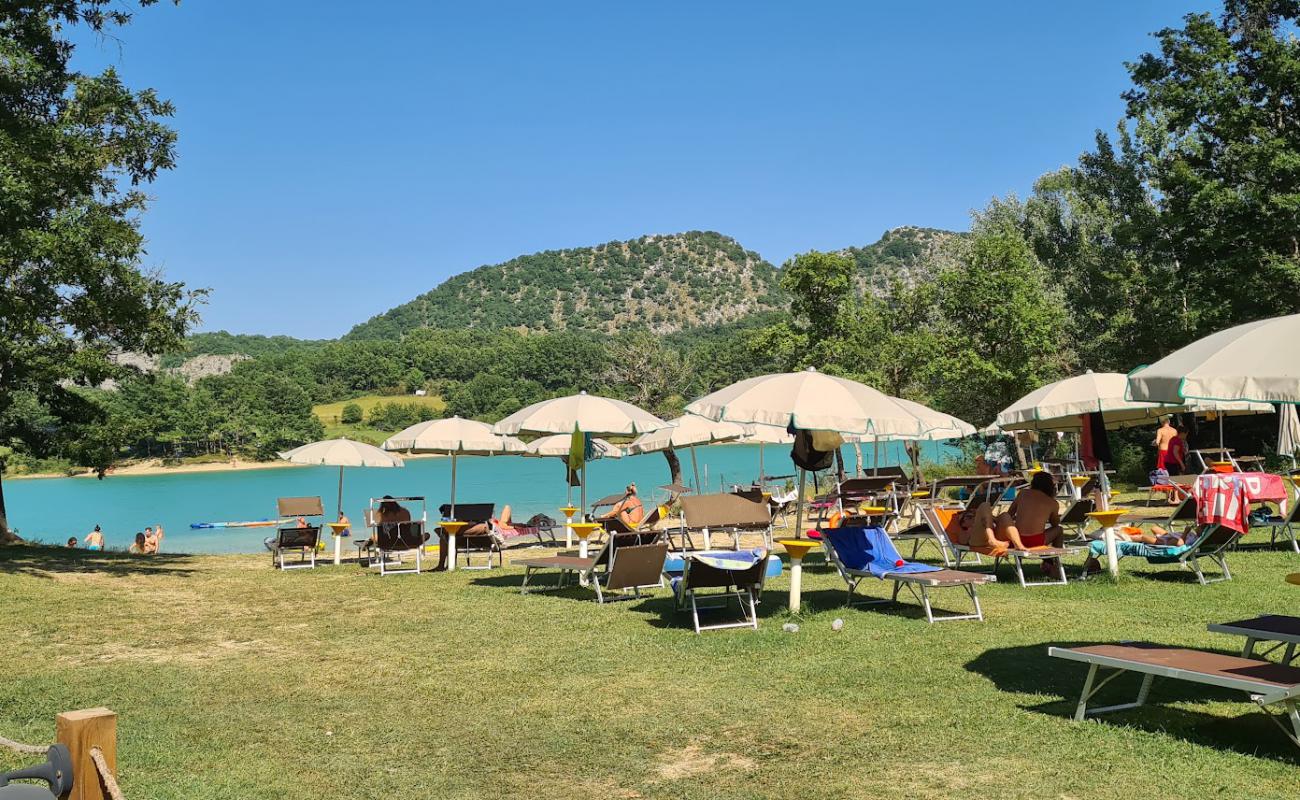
1152, 416, 1177, 471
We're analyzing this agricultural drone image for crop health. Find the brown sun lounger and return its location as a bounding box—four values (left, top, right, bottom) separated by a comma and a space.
269, 496, 325, 570
676, 493, 773, 551
1050, 642, 1300, 748
517, 531, 667, 603
1209, 615, 1300, 665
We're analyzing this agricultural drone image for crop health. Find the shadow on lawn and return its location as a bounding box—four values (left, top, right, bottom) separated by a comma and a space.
0, 543, 197, 580
967, 642, 1300, 763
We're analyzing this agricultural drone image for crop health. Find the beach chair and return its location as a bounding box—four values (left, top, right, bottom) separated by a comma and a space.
517, 531, 667, 603
269, 496, 324, 570
1049, 642, 1300, 749
1145, 473, 1195, 505
1059, 497, 1096, 543
923, 507, 1078, 588
438, 503, 502, 569
1085, 523, 1240, 584
598, 504, 662, 536
1209, 615, 1300, 665
370, 520, 426, 576
1256, 501, 1300, 553
268, 525, 321, 570
821, 526, 993, 623
667, 548, 771, 633
676, 493, 773, 551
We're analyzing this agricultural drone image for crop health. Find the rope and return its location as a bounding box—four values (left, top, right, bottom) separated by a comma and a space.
0, 733, 49, 755
91, 746, 126, 800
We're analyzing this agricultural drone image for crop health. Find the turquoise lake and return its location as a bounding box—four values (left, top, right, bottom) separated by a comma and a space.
5, 441, 956, 553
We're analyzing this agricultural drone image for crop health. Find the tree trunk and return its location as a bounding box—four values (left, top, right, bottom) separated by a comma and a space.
852, 442, 864, 475
0, 468, 18, 543
662, 449, 683, 490
834, 447, 846, 482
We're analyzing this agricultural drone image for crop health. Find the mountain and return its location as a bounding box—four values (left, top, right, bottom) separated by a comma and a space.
345, 231, 787, 339
839, 226, 964, 293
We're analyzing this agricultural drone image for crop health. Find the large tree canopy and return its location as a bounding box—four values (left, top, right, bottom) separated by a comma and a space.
0, 1, 199, 540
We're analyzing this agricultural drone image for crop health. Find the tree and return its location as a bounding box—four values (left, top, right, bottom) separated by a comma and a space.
341, 403, 364, 425
1116, 0, 1300, 337
0, 1, 199, 542
779, 251, 855, 347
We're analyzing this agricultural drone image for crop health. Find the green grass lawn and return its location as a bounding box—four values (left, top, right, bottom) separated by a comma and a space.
312, 394, 448, 446
3, 533, 1299, 799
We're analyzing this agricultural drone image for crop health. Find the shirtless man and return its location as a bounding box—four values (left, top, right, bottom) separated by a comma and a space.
996, 471, 1064, 550
82, 525, 105, 551
145, 523, 164, 554
1152, 416, 1178, 471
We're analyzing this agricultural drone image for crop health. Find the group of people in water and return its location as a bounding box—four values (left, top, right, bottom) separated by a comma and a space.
72, 524, 165, 554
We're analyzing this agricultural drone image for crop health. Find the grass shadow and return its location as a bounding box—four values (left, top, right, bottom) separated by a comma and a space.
966, 642, 1300, 763
0, 543, 197, 580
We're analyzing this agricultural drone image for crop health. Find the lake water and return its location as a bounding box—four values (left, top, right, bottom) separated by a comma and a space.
5, 441, 956, 554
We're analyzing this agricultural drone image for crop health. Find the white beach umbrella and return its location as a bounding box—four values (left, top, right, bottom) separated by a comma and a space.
1127, 313, 1300, 404
995, 372, 1180, 432
278, 438, 403, 516
685, 368, 934, 437
627, 415, 749, 491
381, 416, 525, 518
523, 433, 623, 508
493, 391, 669, 511
741, 424, 794, 494
687, 369, 946, 535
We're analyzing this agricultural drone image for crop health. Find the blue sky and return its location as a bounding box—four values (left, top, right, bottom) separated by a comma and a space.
73, 1, 1209, 338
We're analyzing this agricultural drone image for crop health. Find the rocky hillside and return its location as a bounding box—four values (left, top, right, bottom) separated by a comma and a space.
839, 226, 964, 294
345, 231, 787, 339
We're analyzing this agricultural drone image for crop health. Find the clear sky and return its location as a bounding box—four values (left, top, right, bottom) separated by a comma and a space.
72, 1, 1210, 339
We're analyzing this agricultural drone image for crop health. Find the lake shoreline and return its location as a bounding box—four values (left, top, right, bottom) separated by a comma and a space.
5, 451, 453, 482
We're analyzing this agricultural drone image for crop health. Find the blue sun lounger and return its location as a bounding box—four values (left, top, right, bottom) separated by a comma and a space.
821, 526, 994, 623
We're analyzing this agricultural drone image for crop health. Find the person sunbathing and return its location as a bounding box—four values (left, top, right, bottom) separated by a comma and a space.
945, 498, 1007, 550
1082, 522, 1189, 574
996, 471, 1064, 549
597, 484, 644, 531
431, 503, 507, 571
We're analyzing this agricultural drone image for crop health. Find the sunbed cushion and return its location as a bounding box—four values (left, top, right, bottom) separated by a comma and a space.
824, 526, 940, 578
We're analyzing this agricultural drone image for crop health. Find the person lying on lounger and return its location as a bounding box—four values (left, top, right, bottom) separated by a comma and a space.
1082, 522, 1190, 574
944, 497, 1005, 549
597, 484, 644, 530
433, 505, 510, 571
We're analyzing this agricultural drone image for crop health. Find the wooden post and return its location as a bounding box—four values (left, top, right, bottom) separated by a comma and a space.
55, 708, 116, 800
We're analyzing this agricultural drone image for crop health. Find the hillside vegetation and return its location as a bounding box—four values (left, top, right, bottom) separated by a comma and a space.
345, 231, 788, 339
838, 226, 964, 293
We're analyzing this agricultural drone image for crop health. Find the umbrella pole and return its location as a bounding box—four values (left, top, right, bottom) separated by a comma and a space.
690, 445, 701, 492
793, 468, 806, 537
1098, 460, 1119, 577
337, 465, 344, 517
759, 443, 765, 492
873, 436, 879, 476
334, 465, 345, 566
1219, 414, 1225, 455
450, 452, 458, 519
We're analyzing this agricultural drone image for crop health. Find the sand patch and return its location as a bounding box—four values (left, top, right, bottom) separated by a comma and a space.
654, 739, 756, 781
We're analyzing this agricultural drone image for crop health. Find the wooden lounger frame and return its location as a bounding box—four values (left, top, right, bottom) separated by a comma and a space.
1050, 643, 1300, 748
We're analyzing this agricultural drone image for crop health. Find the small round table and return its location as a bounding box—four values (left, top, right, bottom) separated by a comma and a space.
568, 522, 602, 560
1069, 475, 1091, 500
559, 506, 580, 548
777, 538, 821, 612
326, 522, 350, 566
439, 520, 468, 572
1087, 509, 1128, 577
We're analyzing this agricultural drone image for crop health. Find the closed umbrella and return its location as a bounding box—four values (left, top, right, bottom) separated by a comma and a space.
627, 414, 750, 491
381, 416, 525, 519
1127, 313, 1300, 404
493, 391, 669, 513
1279, 405, 1300, 469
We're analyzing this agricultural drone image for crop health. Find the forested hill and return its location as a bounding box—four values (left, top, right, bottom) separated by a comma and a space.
344, 231, 787, 340
839, 226, 963, 293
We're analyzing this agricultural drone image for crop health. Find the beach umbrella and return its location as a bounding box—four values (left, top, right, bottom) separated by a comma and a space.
381, 416, 525, 519
493, 391, 669, 512
687, 369, 945, 535
1127, 313, 1300, 404
627, 415, 749, 491
523, 434, 622, 507
742, 424, 794, 493
278, 438, 403, 517
859, 397, 976, 474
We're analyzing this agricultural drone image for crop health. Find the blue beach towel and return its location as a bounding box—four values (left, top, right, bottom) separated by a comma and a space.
824, 526, 941, 578
663, 551, 782, 578
1088, 539, 1191, 563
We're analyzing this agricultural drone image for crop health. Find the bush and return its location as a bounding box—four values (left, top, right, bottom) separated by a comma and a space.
341, 403, 363, 425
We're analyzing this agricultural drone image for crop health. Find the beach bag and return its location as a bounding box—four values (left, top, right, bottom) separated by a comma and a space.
791, 429, 836, 472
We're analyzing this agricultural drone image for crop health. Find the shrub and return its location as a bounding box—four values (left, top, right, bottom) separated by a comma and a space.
341, 403, 363, 425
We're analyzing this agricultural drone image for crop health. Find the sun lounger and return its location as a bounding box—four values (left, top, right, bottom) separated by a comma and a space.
1049, 642, 1300, 749
369, 520, 426, 575
1144, 473, 1195, 504
268, 496, 324, 570
1085, 523, 1239, 584
676, 493, 773, 551
667, 548, 772, 633
1209, 615, 1300, 665
1059, 497, 1096, 543
820, 526, 992, 622
438, 503, 503, 569
1256, 501, 1300, 553
922, 507, 1077, 587
268, 525, 321, 570
517, 531, 667, 603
